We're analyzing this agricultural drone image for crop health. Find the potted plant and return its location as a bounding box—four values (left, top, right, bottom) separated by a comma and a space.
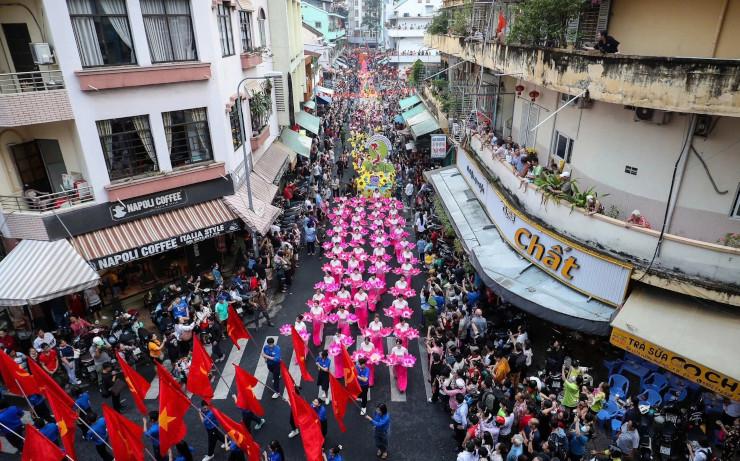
241, 46, 264, 70
249, 83, 272, 150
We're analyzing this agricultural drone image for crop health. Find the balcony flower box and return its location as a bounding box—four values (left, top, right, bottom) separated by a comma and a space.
250, 125, 270, 151
241, 52, 263, 70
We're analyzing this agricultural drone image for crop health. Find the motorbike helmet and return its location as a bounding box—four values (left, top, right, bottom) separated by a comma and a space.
93, 336, 105, 347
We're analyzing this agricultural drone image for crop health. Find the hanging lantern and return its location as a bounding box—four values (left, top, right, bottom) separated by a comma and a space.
529, 90, 540, 101
515, 85, 525, 96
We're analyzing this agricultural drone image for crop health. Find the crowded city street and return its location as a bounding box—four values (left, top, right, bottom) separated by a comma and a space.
0, 8, 739, 461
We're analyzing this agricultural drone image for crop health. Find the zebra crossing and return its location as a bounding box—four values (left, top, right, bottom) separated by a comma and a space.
145, 333, 432, 403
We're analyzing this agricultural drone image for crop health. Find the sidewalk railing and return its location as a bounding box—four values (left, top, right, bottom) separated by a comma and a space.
0, 186, 95, 213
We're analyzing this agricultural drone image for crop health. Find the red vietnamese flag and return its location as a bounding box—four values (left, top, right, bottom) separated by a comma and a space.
233, 365, 265, 417
116, 352, 151, 415
340, 344, 361, 397
156, 362, 190, 456
290, 326, 314, 382
102, 404, 144, 461
186, 336, 214, 400
0, 348, 40, 396
210, 407, 261, 461
226, 305, 250, 349
281, 362, 324, 461
21, 423, 65, 461
328, 373, 353, 432
496, 12, 507, 34
28, 359, 78, 460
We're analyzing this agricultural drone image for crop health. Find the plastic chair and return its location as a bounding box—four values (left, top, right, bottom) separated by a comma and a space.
610, 412, 626, 434
596, 400, 620, 429
609, 374, 630, 400
664, 386, 687, 403
641, 372, 668, 393
603, 359, 623, 375
638, 389, 663, 409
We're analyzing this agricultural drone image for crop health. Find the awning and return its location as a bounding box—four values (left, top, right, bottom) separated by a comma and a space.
254, 141, 291, 184
0, 239, 100, 306
315, 85, 334, 96
236, 0, 254, 10
73, 200, 241, 270
223, 186, 281, 236
399, 94, 421, 110
304, 100, 317, 110
280, 127, 312, 158
411, 118, 441, 138
426, 166, 614, 335
248, 172, 279, 202
610, 287, 740, 399
316, 94, 332, 105
393, 114, 404, 124
295, 110, 321, 135
407, 109, 433, 126
402, 103, 426, 122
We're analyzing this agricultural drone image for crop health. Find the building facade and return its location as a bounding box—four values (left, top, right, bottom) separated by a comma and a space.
383, 0, 441, 67
302, 1, 347, 44
423, 0, 740, 398
0, 0, 309, 292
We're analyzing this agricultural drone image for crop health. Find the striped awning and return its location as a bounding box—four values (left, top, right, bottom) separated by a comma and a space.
254, 141, 291, 184
73, 200, 239, 263
296, 110, 320, 135
223, 186, 281, 235
249, 172, 279, 203
0, 239, 100, 306
399, 94, 421, 110
280, 127, 312, 157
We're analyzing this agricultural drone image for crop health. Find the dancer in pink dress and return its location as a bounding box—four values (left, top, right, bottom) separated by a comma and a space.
346, 268, 364, 297
353, 286, 370, 329
365, 274, 384, 308
336, 305, 351, 336
390, 339, 409, 393
367, 314, 386, 351
309, 302, 326, 346
358, 336, 378, 386
390, 294, 410, 326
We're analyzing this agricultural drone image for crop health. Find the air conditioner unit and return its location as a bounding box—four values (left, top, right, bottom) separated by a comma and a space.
634, 107, 671, 125
30, 43, 55, 65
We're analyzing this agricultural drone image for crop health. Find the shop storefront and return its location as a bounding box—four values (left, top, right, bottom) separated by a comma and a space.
426, 147, 633, 335
610, 286, 740, 400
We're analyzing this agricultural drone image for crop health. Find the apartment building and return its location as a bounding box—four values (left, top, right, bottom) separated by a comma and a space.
424, 0, 740, 400
383, 0, 441, 67
0, 0, 311, 308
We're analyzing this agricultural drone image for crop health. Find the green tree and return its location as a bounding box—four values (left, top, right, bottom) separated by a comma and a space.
408, 59, 424, 85
427, 11, 449, 35
508, 0, 584, 47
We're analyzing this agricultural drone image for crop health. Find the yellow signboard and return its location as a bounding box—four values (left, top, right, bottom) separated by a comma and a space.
610, 327, 739, 400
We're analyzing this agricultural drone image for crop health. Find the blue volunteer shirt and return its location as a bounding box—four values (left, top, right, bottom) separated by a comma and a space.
40, 422, 59, 443
263, 344, 281, 366
357, 366, 370, 388
173, 299, 189, 319
75, 392, 91, 412
145, 422, 160, 448
371, 413, 391, 434
86, 417, 108, 446
0, 406, 24, 432
316, 356, 330, 371
202, 409, 218, 430
312, 403, 327, 422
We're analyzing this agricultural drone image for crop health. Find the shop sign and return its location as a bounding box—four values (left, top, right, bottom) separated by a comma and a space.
457, 148, 632, 306
610, 328, 739, 400
431, 135, 447, 159
110, 189, 187, 221
91, 220, 241, 270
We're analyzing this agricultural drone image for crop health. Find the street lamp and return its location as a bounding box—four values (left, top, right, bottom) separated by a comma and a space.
236, 75, 280, 257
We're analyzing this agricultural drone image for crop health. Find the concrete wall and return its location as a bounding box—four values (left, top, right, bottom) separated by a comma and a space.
0, 1, 48, 74
609, 0, 740, 59
508, 85, 740, 243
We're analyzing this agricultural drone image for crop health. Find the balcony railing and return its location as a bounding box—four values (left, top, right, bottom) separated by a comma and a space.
0, 186, 95, 213
0, 70, 65, 94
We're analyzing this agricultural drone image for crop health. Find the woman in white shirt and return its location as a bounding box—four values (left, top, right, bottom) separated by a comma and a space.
358, 336, 378, 386
294, 314, 308, 343
310, 302, 326, 346
368, 314, 385, 351
354, 287, 370, 329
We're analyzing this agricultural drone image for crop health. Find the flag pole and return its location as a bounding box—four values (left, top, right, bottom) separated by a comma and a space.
14, 378, 40, 419
0, 422, 76, 461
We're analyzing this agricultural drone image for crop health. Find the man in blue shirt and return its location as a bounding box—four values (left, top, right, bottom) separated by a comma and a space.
416, 236, 428, 260
262, 338, 282, 398
40, 422, 59, 444
0, 403, 24, 451
451, 394, 469, 449
311, 398, 328, 437
357, 358, 371, 415
86, 416, 113, 461
143, 410, 163, 461
200, 401, 220, 461
366, 403, 390, 459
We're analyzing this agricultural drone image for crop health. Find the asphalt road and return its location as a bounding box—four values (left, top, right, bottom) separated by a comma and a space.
1, 219, 457, 461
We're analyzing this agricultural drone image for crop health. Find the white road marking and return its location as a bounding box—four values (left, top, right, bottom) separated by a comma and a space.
253, 336, 278, 400
283, 348, 302, 400
145, 375, 159, 399
417, 339, 433, 401
213, 338, 248, 399
387, 337, 407, 402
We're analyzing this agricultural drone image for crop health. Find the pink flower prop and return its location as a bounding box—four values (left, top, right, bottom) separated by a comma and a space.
394, 326, 420, 340
401, 354, 417, 368
279, 324, 292, 336
322, 241, 335, 250
347, 313, 358, 323
400, 307, 414, 319
351, 350, 367, 362
328, 343, 342, 357
368, 351, 385, 365
390, 287, 416, 298
327, 313, 339, 323
302, 312, 314, 322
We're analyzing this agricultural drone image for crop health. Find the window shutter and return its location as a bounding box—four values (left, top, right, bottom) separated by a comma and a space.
596, 0, 611, 32
270, 71, 290, 126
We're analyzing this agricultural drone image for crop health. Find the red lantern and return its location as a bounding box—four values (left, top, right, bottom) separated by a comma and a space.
515, 85, 525, 96
528, 90, 540, 101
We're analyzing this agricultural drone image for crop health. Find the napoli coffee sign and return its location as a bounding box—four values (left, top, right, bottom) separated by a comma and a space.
109, 189, 187, 221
